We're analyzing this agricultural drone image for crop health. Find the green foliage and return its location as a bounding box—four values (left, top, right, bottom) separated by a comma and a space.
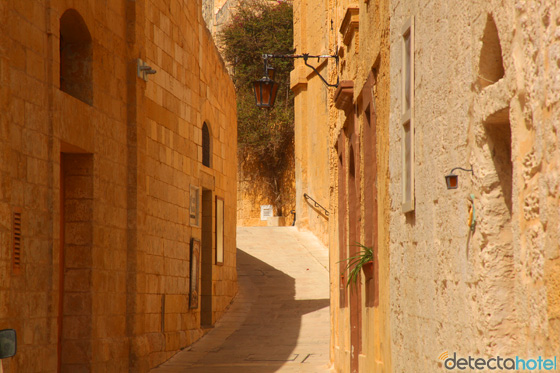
340, 243, 374, 287
219, 0, 294, 183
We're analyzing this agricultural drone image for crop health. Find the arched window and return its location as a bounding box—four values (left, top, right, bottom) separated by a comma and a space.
60, 9, 93, 105
202, 122, 211, 168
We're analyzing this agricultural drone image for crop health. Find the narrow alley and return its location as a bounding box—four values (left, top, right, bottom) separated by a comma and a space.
151, 227, 331, 373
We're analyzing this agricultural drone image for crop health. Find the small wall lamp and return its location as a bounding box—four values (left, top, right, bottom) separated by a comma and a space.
254, 52, 339, 108
137, 59, 157, 82
445, 167, 474, 190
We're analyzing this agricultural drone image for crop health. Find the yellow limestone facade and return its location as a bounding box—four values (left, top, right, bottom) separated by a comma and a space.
0, 0, 237, 372
294, 0, 560, 372
292, 0, 392, 372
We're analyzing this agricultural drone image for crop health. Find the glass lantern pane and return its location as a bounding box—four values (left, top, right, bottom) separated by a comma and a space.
448, 175, 458, 189
254, 81, 262, 105
261, 82, 271, 105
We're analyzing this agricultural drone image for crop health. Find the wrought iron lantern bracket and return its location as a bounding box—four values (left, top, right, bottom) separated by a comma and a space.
254, 52, 339, 108
261, 52, 339, 88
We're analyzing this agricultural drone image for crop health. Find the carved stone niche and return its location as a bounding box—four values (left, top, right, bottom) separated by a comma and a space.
340, 7, 359, 48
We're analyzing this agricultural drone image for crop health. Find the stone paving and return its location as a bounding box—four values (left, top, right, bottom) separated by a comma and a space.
151, 227, 332, 373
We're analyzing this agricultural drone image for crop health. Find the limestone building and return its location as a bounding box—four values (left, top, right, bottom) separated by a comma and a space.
290, 1, 331, 243
293, 0, 560, 372
388, 1, 560, 371
292, 0, 392, 372
0, 0, 237, 372
202, 0, 240, 38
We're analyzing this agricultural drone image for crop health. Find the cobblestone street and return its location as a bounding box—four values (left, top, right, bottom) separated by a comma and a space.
151, 227, 331, 373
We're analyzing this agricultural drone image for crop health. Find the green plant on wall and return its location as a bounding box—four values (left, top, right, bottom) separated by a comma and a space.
219, 0, 294, 216
341, 243, 374, 287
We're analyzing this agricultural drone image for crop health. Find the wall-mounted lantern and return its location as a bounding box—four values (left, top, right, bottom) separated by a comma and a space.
254, 62, 279, 108
445, 167, 474, 189
253, 52, 339, 109
137, 59, 157, 82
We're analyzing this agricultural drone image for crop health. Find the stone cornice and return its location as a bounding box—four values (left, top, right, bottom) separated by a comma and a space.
340, 7, 359, 46
334, 80, 354, 110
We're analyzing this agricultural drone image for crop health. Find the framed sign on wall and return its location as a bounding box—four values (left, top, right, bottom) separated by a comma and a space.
189, 238, 201, 309
260, 205, 273, 221
189, 185, 200, 227
216, 197, 224, 265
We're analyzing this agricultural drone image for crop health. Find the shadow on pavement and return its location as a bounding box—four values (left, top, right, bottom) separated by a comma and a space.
188, 249, 329, 372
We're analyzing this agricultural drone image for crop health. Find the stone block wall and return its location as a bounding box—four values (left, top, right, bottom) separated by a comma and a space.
134, 1, 238, 368
388, 1, 560, 371
0, 0, 237, 372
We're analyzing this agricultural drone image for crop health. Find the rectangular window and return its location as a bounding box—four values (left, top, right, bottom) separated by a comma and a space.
404, 34, 411, 113
401, 17, 415, 213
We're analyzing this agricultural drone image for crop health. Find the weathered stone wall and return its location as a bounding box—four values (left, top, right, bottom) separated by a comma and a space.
201, 0, 235, 35
389, 1, 560, 371
0, 0, 237, 372
295, 0, 559, 371
202, 0, 215, 32
215, 0, 239, 36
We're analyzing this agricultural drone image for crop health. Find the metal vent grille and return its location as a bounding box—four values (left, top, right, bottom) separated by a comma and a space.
13, 209, 22, 274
